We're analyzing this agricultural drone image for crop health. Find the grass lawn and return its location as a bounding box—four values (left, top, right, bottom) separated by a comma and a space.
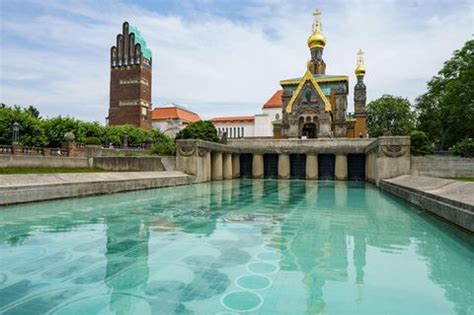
0, 168, 108, 175
445, 177, 474, 182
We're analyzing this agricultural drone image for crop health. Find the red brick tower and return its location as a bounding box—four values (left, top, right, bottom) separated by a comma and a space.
108, 22, 152, 129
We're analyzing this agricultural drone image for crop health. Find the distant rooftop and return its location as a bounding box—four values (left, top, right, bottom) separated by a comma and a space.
152, 103, 200, 122
262, 90, 283, 109
211, 116, 255, 123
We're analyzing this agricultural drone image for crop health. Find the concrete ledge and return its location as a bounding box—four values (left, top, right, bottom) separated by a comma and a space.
228, 138, 376, 154
380, 175, 474, 232
0, 155, 90, 168
0, 171, 194, 206
92, 156, 165, 171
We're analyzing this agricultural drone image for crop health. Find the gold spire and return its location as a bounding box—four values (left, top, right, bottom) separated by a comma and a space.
307, 9, 326, 49
355, 49, 366, 76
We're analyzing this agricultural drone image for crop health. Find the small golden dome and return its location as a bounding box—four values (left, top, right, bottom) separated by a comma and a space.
307, 31, 326, 49
307, 9, 326, 49
355, 49, 366, 76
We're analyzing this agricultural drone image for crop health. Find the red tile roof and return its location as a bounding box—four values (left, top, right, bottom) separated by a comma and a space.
211, 116, 255, 123
152, 105, 200, 123
262, 90, 283, 109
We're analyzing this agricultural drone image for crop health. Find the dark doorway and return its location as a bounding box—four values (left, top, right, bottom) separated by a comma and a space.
318, 154, 335, 180
240, 154, 253, 178
264, 154, 279, 179
348, 154, 366, 181
290, 154, 306, 179
302, 123, 317, 138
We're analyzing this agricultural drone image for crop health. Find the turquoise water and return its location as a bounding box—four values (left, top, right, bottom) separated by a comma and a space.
0, 180, 473, 315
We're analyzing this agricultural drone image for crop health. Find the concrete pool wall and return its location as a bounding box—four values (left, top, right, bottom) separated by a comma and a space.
176, 136, 411, 185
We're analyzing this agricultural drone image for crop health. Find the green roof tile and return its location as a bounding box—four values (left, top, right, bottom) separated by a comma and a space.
129, 25, 152, 60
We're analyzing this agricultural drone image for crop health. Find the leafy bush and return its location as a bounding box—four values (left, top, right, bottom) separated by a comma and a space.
83, 137, 102, 145
151, 139, 176, 156
453, 138, 474, 157
0, 105, 47, 146
175, 121, 219, 142
366, 95, 415, 137
410, 130, 433, 156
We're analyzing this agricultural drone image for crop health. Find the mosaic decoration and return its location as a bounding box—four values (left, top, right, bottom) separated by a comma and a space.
0, 180, 473, 314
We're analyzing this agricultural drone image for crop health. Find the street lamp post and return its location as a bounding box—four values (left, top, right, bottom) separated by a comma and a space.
12, 122, 20, 145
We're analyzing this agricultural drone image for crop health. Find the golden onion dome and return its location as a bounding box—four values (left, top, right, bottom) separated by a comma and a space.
355, 49, 366, 76
307, 31, 326, 49
307, 9, 326, 49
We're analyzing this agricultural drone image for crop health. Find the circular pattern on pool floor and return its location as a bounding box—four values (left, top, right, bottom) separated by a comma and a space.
247, 262, 279, 274
52, 293, 150, 314
221, 290, 263, 312
256, 251, 284, 262
236, 274, 271, 290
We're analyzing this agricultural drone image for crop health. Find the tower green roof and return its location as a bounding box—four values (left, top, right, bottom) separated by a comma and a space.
129, 24, 152, 60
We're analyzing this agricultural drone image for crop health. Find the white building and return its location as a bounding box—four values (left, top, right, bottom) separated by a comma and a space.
152, 103, 201, 137
211, 90, 282, 138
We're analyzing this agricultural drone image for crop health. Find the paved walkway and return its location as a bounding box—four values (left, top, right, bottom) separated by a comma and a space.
381, 175, 474, 232
0, 171, 194, 206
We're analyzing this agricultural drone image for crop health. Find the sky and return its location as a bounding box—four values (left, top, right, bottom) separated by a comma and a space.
0, 0, 473, 123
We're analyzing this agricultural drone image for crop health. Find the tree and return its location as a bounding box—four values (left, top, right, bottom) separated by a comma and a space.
410, 130, 433, 156
415, 39, 474, 149
175, 121, 219, 142
366, 95, 415, 138
26, 105, 40, 118
0, 105, 47, 146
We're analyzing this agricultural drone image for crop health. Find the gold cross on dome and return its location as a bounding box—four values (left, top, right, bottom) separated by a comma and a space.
312, 9, 322, 32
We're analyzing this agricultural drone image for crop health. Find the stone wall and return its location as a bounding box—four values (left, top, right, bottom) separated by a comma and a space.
0, 155, 90, 168
366, 136, 411, 185
92, 156, 165, 172
84, 146, 152, 158
411, 156, 474, 178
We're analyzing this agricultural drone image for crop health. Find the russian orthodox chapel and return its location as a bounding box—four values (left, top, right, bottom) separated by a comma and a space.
276, 10, 367, 138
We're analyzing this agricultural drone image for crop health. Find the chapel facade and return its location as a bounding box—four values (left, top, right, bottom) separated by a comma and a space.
275, 10, 367, 139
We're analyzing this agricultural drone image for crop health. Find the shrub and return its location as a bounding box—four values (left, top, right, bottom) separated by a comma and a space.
453, 138, 474, 157
83, 137, 102, 145
151, 139, 176, 156
175, 121, 219, 143
410, 130, 433, 156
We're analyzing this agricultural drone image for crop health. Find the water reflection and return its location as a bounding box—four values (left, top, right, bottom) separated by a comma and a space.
0, 180, 473, 314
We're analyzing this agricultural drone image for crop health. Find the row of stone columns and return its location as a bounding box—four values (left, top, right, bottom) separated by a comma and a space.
209, 152, 355, 181
211, 152, 240, 181
249, 153, 349, 180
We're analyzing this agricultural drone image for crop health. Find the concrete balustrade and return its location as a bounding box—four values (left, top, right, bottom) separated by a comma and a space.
223, 153, 233, 180
335, 154, 348, 180
252, 154, 264, 179
211, 152, 223, 181
306, 154, 318, 179
278, 154, 290, 179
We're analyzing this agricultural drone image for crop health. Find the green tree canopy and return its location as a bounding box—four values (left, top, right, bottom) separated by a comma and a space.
366, 95, 415, 138
415, 39, 474, 149
0, 105, 47, 146
175, 121, 219, 142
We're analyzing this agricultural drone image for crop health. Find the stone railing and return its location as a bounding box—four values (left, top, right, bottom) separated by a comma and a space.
0, 145, 69, 156
365, 136, 411, 185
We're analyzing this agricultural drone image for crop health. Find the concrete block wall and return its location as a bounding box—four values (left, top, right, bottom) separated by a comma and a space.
411, 156, 474, 178
0, 155, 90, 168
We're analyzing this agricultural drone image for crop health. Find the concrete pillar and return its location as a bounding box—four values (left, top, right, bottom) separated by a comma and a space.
252, 154, 264, 179
306, 154, 318, 179
211, 152, 223, 181
335, 154, 348, 180
232, 154, 240, 178
223, 153, 232, 180
278, 154, 290, 179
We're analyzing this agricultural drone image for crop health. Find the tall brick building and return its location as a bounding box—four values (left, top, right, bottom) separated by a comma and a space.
108, 22, 152, 129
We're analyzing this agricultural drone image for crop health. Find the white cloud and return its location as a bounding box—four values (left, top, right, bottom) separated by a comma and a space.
0, 0, 472, 122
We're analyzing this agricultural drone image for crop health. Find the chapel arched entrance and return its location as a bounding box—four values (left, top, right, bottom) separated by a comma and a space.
302, 123, 317, 139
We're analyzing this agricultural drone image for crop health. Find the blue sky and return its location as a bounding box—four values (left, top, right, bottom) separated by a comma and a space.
0, 0, 472, 122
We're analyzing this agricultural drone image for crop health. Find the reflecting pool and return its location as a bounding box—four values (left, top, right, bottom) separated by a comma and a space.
0, 180, 473, 314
